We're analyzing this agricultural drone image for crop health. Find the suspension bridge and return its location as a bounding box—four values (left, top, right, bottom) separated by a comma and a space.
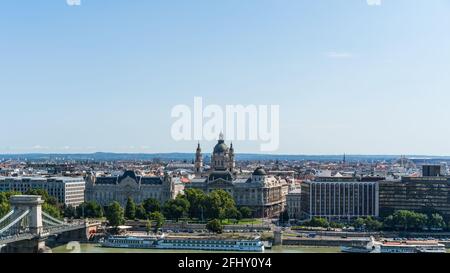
0, 195, 101, 253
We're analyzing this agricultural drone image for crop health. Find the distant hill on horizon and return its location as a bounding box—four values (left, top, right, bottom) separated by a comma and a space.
1, 152, 450, 162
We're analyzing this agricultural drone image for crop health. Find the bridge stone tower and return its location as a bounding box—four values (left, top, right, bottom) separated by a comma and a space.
273, 229, 283, 246
1, 195, 48, 253
10, 195, 44, 235
1, 195, 100, 253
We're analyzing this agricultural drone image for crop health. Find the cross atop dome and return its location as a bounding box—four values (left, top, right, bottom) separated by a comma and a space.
219, 132, 224, 141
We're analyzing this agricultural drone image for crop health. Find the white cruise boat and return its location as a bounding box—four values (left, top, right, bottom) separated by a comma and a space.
341, 237, 446, 253
341, 237, 380, 253
101, 235, 265, 252
380, 240, 446, 253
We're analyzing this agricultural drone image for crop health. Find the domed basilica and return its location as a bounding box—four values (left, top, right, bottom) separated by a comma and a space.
188, 133, 288, 218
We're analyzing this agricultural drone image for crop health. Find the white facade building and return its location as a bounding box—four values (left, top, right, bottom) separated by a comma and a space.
301, 178, 379, 221
0, 176, 85, 207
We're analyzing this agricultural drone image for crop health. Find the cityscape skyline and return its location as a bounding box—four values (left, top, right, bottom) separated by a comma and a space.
3, 0, 450, 260
1, 0, 450, 155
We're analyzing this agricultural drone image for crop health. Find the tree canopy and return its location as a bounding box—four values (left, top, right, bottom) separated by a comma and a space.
239, 207, 253, 219
125, 197, 136, 220
135, 203, 147, 220
162, 196, 190, 221
106, 201, 125, 227
149, 211, 165, 233
75, 201, 104, 218
206, 219, 223, 233
383, 210, 428, 231
184, 188, 207, 220
204, 190, 236, 220
304, 217, 330, 228
0, 192, 20, 218
428, 213, 446, 230
143, 198, 160, 214
353, 216, 382, 231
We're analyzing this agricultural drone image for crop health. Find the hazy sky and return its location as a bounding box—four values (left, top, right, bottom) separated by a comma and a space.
1, 0, 450, 155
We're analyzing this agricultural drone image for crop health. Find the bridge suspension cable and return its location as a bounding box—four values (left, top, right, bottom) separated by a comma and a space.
0, 209, 30, 234
43, 218, 64, 227
42, 211, 65, 226
0, 210, 15, 224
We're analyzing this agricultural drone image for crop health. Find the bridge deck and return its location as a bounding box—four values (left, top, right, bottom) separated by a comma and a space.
0, 222, 101, 245
0, 234, 35, 245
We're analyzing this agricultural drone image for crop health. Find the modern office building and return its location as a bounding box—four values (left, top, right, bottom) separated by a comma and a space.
0, 176, 85, 206
379, 175, 450, 219
422, 165, 442, 177
300, 177, 379, 221
440, 162, 449, 176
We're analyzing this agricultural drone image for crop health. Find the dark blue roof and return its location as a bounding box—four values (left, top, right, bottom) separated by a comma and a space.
96, 177, 118, 185
141, 177, 164, 185
95, 171, 166, 185
253, 167, 267, 176
118, 170, 138, 183
208, 171, 233, 181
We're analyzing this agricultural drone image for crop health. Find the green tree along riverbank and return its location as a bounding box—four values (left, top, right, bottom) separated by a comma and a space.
3, 189, 450, 234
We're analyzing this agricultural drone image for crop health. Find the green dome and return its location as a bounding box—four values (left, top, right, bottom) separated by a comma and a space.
253, 167, 267, 176
213, 140, 228, 153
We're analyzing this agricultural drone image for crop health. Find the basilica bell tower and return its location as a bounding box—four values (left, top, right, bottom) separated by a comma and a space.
195, 142, 203, 177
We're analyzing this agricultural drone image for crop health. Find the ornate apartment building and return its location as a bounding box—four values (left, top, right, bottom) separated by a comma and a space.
187, 134, 289, 218
85, 171, 182, 206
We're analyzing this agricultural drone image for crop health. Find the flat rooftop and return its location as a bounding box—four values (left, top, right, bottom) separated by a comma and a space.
0, 176, 85, 183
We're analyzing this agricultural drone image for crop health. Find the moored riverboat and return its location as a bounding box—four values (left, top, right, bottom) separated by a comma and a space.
100, 235, 265, 252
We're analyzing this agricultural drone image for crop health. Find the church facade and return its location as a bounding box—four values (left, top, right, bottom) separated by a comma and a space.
187, 134, 288, 218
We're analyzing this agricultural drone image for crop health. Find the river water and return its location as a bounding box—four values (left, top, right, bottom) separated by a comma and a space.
52, 243, 341, 253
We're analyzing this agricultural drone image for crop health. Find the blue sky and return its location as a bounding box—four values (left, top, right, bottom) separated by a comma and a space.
1, 0, 450, 155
